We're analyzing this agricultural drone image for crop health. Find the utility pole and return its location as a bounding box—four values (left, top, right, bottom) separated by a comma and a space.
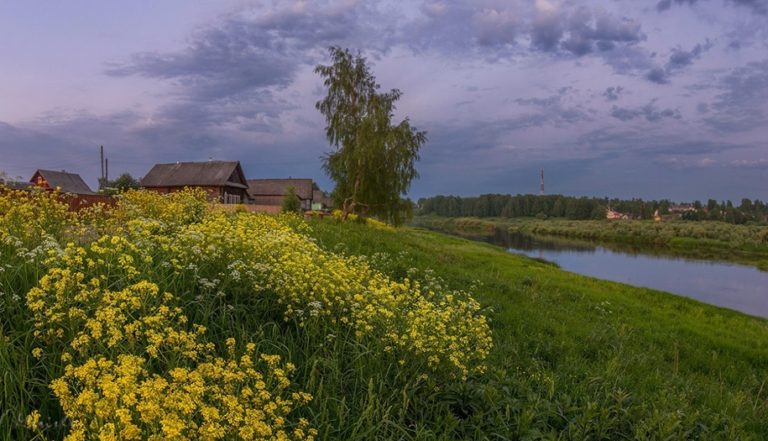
99, 145, 105, 190
540, 168, 545, 195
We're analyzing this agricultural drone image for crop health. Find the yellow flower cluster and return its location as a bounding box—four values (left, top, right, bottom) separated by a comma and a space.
27, 220, 315, 440
171, 212, 492, 379
112, 188, 209, 233
49, 350, 313, 441
15, 188, 493, 439
0, 187, 72, 251
330, 209, 395, 231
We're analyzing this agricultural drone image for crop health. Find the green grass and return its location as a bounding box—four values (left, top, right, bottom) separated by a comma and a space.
2, 199, 768, 440
307, 220, 768, 439
415, 215, 768, 270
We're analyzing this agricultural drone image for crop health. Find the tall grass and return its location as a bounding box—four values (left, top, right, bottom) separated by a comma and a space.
1, 188, 490, 440
3, 188, 768, 440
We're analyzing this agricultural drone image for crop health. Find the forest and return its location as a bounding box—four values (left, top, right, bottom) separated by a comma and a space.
417, 194, 768, 224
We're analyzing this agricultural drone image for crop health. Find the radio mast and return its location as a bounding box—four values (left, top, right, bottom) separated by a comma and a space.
539, 168, 545, 195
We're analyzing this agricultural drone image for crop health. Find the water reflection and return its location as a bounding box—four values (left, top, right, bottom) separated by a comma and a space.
481, 228, 768, 319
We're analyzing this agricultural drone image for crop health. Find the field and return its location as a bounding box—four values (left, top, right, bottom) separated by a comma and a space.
2, 189, 768, 440
414, 216, 768, 270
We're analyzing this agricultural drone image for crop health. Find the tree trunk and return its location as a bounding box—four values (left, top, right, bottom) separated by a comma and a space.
342, 173, 362, 221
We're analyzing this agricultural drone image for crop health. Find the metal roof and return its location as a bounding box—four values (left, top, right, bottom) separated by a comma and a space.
31, 169, 96, 195
141, 161, 248, 189
247, 179, 314, 200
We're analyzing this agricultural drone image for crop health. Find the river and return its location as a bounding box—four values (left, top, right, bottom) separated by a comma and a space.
481, 228, 768, 319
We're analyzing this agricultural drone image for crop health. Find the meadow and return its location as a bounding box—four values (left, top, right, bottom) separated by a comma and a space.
414, 216, 768, 270
2, 189, 767, 440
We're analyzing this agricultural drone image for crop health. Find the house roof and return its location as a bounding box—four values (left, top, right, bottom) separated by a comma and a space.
31, 169, 96, 195
0, 179, 33, 191
247, 179, 314, 200
141, 161, 248, 189
313, 189, 333, 206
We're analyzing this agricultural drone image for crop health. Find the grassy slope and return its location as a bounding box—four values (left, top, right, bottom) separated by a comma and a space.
309, 220, 768, 439
414, 215, 768, 270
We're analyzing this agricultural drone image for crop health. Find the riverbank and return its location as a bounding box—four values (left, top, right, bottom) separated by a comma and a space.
309, 220, 768, 438
3, 187, 767, 440
413, 215, 768, 271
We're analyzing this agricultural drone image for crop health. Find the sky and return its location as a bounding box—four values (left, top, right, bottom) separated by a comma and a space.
0, 0, 767, 202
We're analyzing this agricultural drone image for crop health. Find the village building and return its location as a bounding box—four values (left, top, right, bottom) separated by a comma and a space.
312, 189, 334, 211
606, 209, 628, 220
140, 161, 249, 204
30, 169, 96, 195
247, 178, 314, 210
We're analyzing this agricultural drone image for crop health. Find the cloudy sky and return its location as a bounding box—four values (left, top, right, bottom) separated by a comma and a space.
1, 0, 766, 201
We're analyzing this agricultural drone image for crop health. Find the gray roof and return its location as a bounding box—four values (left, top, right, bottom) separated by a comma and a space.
0, 179, 33, 191
141, 161, 248, 189
247, 179, 314, 200
32, 169, 95, 195
313, 189, 333, 206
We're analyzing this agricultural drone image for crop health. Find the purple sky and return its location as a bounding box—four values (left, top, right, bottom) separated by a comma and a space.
1, 0, 767, 201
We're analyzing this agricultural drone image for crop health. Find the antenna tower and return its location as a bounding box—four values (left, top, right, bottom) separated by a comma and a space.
540, 168, 545, 195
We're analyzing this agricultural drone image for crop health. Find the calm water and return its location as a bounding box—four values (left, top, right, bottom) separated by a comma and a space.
485, 228, 768, 319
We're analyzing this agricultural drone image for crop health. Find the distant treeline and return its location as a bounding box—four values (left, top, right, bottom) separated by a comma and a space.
417, 194, 768, 224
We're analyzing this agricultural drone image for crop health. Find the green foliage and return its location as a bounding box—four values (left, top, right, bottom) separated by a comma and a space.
315, 47, 427, 226
3, 187, 767, 440
110, 172, 139, 192
100, 172, 139, 195
281, 185, 302, 213
416, 216, 768, 270
308, 220, 768, 439
419, 193, 768, 224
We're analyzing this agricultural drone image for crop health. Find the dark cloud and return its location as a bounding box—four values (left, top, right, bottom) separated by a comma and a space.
473, 6, 521, 46
577, 128, 746, 162
705, 59, 768, 132
656, 0, 767, 15
603, 86, 624, 101
593, 12, 644, 43
406, 1, 522, 55
531, 2, 564, 51
644, 41, 711, 84
512, 88, 594, 127
656, 0, 697, 12
105, 3, 385, 102
646, 67, 670, 84
666, 42, 708, 70
557, 7, 645, 56
561, 6, 594, 55
610, 101, 682, 122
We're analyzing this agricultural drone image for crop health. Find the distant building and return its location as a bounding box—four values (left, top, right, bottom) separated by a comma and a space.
247, 178, 314, 210
606, 209, 628, 220
30, 169, 96, 195
140, 161, 249, 204
0, 178, 32, 191
312, 189, 334, 211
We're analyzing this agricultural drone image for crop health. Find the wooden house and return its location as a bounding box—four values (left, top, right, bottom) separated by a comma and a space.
30, 169, 96, 195
141, 161, 249, 204
312, 189, 334, 211
247, 178, 314, 210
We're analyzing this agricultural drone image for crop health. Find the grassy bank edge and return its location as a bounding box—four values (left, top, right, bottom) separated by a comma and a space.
412, 215, 768, 271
